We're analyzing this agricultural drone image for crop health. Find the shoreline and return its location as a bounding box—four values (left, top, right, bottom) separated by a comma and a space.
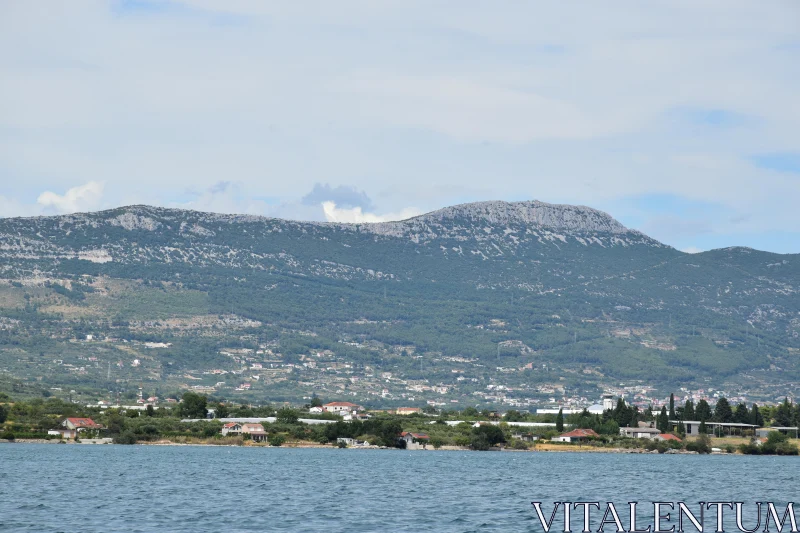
0, 438, 727, 454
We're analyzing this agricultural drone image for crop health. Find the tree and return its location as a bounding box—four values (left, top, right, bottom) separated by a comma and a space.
504, 410, 524, 422
556, 408, 564, 432
310, 396, 323, 408
669, 393, 675, 420
714, 398, 733, 423
0, 404, 7, 424
774, 398, 793, 427
657, 406, 669, 433
145, 404, 155, 417
276, 407, 299, 424
215, 402, 230, 418
733, 403, 749, 424
751, 404, 764, 427
683, 399, 695, 421
472, 424, 505, 449
696, 399, 711, 422
699, 419, 707, 435
178, 392, 208, 419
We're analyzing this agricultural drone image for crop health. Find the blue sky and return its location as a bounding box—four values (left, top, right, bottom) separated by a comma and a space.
0, 1, 798, 253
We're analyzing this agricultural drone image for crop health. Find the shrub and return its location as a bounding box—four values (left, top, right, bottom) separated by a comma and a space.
270, 434, 286, 447
470, 434, 491, 451
114, 431, 137, 445
685, 435, 711, 454
511, 439, 529, 450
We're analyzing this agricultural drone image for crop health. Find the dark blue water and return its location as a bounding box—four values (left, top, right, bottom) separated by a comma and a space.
0, 445, 795, 532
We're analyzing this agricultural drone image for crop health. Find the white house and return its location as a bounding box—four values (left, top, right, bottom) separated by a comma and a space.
619, 427, 661, 440
399, 431, 429, 450
308, 406, 324, 414
323, 401, 362, 414
221, 422, 243, 436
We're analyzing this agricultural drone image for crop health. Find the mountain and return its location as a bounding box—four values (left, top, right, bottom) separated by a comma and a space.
0, 201, 798, 406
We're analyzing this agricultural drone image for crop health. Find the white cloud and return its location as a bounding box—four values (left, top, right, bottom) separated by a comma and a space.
322, 202, 421, 223
681, 246, 704, 254
37, 181, 105, 214
0, 1, 798, 250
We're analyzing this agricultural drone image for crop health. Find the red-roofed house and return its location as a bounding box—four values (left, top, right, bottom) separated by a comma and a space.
221, 422, 243, 436
60, 418, 103, 439
399, 431, 430, 449
323, 401, 362, 414
655, 433, 682, 442
551, 428, 599, 443
241, 423, 268, 443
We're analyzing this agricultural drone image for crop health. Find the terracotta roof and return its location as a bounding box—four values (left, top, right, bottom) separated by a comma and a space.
658, 433, 682, 442
66, 417, 102, 429
559, 428, 599, 438
223, 422, 241, 428
324, 402, 361, 407
400, 431, 429, 439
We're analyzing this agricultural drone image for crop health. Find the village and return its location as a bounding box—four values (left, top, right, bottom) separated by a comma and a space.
14, 392, 796, 456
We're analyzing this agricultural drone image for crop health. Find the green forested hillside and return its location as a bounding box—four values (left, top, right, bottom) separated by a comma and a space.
0, 202, 797, 406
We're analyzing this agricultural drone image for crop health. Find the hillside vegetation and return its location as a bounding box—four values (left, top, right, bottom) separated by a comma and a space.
0, 201, 797, 405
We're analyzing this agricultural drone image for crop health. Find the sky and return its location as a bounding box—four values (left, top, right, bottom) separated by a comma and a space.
1, 1, 799, 254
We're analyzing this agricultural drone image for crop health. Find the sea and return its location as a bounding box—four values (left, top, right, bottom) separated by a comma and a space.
0, 444, 795, 532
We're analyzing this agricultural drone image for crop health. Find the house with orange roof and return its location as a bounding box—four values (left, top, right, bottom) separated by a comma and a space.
399, 431, 430, 449
221, 422, 243, 436
241, 423, 267, 442
550, 428, 599, 443
655, 433, 682, 442
60, 417, 103, 439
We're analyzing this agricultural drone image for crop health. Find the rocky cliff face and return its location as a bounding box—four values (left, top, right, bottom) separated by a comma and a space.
359, 200, 662, 247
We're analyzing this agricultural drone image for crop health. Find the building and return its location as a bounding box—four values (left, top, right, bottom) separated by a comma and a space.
671, 420, 758, 437
395, 407, 422, 416
602, 394, 615, 411
756, 427, 799, 439
323, 401, 362, 414
221, 422, 243, 436
241, 423, 267, 442
619, 427, 661, 440
59, 417, 103, 439
399, 431, 429, 449
655, 434, 682, 442
308, 406, 324, 414
551, 428, 599, 443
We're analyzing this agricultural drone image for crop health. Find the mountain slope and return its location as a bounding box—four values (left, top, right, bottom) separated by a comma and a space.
0, 201, 797, 405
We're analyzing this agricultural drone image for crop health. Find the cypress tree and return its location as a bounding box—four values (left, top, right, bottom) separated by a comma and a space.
556, 408, 564, 432
658, 406, 669, 433
751, 404, 764, 427
669, 393, 675, 420
696, 399, 711, 422
684, 400, 695, 421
